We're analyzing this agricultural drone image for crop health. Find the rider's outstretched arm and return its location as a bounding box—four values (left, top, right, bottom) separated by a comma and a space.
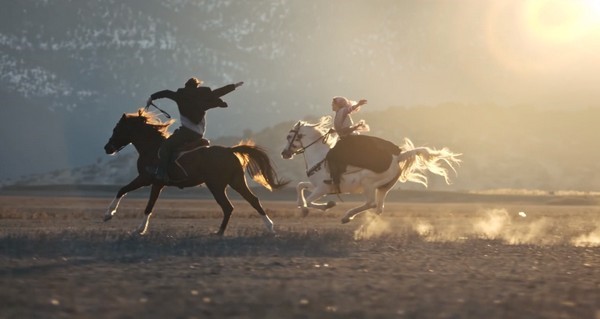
211, 81, 243, 98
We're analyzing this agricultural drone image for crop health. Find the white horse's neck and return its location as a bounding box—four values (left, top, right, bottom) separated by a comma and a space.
301, 129, 333, 171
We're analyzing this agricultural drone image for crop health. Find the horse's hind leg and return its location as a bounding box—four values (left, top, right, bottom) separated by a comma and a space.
341, 185, 377, 224
356, 183, 396, 236
341, 201, 377, 224
206, 182, 234, 236
374, 178, 398, 216
229, 175, 275, 234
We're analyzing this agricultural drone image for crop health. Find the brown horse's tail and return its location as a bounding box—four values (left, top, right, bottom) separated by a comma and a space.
232, 142, 289, 191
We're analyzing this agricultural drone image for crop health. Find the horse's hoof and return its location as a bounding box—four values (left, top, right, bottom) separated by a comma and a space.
128, 230, 142, 237
301, 207, 310, 217
341, 217, 351, 224
326, 201, 336, 209
103, 214, 112, 222
211, 231, 224, 237
133, 228, 148, 236
264, 231, 277, 237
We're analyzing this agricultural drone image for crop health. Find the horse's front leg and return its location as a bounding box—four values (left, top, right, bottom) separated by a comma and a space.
296, 181, 312, 208
104, 176, 150, 222
300, 184, 336, 217
135, 183, 164, 235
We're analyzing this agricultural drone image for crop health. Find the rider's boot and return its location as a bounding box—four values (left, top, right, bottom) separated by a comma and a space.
325, 165, 342, 193
146, 146, 171, 183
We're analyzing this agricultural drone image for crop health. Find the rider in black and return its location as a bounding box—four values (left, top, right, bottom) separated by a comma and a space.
145, 77, 244, 182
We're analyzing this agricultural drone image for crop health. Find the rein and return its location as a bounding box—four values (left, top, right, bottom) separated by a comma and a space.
145, 102, 172, 119
284, 124, 334, 178
306, 159, 327, 177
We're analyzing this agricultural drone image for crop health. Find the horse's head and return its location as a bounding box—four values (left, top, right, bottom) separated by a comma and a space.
281, 121, 304, 159
104, 109, 172, 155
104, 113, 137, 155
281, 116, 335, 159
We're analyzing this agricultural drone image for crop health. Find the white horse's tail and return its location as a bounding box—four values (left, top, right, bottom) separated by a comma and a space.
397, 138, 461, 187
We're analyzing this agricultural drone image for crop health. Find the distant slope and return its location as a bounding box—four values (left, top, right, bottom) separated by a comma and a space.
7, 104, 600, 192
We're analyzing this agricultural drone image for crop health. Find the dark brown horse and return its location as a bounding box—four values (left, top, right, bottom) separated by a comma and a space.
103, 109, 288, 235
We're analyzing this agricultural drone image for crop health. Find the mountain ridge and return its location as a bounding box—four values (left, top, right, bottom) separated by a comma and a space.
6, 104, 600, 192
2, 1, 599, 185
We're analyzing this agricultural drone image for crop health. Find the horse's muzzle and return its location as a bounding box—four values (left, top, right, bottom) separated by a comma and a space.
281, 149, 294, 159
104, 142, 117, 155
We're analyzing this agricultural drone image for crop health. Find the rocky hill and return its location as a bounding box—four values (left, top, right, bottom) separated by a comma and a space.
8, 104, 600, 192
2, 1, 452, 180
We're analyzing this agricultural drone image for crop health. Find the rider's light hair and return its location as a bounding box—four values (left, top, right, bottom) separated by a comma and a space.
332, 96, 360, 113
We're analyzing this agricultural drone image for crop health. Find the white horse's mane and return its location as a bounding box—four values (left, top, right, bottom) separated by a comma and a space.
302, 116, 331, 133
300, 116, 337, 147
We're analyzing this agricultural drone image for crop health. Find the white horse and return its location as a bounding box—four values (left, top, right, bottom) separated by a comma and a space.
280, 116, 461, 223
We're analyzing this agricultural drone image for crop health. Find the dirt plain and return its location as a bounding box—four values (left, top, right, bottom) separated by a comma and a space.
1, 189, 600, 319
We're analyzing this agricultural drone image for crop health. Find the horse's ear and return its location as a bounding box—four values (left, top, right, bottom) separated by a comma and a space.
136, 109, 149, 122
121, 113, 126, 119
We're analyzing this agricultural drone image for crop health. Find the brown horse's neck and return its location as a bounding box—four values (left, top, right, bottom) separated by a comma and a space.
132, 134, 165, 160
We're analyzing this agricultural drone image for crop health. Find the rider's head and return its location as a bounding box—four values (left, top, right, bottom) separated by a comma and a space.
332, 96, 352, 111
185, 77, 203, 88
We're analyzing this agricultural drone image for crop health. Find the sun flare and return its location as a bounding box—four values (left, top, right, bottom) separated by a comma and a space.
485, 0, 600, 74
524, 0, 599, 44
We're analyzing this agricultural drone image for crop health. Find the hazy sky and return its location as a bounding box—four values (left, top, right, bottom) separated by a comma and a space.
447, 0, 600, 108
190, 0, 600, 140
3, 0, 600, 181
308, 0, 600, 110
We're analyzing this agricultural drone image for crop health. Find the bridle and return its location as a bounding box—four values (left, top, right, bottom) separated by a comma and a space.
108, 139, 127, 153
106, 118, 133, 154
284, 122, 333, 156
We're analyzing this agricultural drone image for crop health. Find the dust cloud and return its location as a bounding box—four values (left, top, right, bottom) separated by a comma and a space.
470, 208, 560, 245
409, 208, 600, 246
354, 215, 391, 240
571, 226, 600, 247
354, 208, 600, 247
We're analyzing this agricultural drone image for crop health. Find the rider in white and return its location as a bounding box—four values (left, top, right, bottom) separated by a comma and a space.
332, 96, 369, 138
326, 96, 370, 191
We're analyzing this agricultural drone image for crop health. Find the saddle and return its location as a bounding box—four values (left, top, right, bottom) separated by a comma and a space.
174, 138, 210, 153
165, 138, 210, 184
326, 135, 401, 174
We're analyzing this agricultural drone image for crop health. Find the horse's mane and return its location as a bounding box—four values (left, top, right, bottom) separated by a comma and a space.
300, 116, 337, 147
127, 108, 175, 138
298, 116, 329, 133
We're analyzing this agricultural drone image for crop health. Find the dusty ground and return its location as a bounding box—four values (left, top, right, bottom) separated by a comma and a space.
1, 193, 599, 319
